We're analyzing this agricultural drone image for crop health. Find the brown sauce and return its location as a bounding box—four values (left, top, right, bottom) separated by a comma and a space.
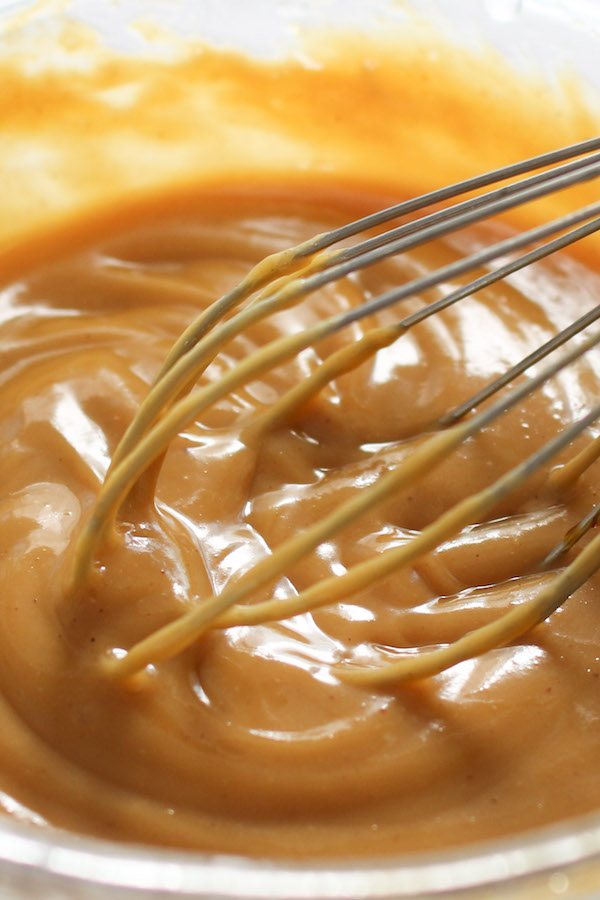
1, 17, 600, 859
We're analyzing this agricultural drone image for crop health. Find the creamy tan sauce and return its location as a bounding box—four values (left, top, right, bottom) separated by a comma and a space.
1, 17, 600, 860
1, 186, 600, 857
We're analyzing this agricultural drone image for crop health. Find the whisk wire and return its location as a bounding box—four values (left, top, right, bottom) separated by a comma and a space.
296, 137, 600, 255
327, 150, 600, 270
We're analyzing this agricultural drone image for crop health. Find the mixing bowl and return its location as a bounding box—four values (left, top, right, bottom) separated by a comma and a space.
1, 0, 600, 897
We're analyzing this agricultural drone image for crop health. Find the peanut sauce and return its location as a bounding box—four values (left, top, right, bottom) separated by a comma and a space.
0, 12, 600, 858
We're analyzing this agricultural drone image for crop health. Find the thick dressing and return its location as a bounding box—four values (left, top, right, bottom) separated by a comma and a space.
1, 188, 600, 856
1, 18, 600, 859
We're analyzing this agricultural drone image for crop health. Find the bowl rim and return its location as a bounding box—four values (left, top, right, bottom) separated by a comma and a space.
2, 806, 600, 898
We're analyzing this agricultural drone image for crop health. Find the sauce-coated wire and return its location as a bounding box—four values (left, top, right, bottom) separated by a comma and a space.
105, 325, 600, 680
68, 202, 600, 592
107, 143, 600, 475
61, 139, 600, 684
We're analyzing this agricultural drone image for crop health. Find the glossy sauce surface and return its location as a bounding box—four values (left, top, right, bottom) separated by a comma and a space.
1, 19, 600, 858
1, 187, 600, 856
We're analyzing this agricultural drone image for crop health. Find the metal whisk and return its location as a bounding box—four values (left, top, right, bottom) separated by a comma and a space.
67, 137, 600, 686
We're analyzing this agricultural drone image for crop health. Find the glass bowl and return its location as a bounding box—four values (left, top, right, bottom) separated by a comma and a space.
1, 1, 600, 897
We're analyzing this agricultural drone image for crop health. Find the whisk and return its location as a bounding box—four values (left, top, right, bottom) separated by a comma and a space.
66, 137, 600, 687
